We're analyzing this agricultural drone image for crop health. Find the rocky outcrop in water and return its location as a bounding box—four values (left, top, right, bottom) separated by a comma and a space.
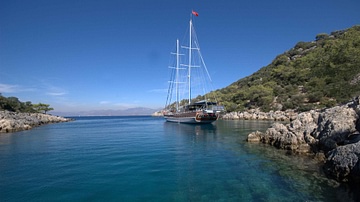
0, 111, 72, 133
221, 109, 298, 121
247, 96, 360, 183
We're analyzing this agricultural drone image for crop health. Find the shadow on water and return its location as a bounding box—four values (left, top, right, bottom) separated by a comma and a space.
162, 122, 219, 151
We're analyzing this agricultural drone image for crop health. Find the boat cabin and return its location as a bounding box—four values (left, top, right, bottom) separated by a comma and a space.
185, 101, 217, 111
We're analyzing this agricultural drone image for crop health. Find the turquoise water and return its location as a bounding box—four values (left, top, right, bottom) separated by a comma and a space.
0, 116, 353, 201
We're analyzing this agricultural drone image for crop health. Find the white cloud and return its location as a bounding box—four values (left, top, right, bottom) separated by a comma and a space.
47, 92, 67, 96
45, 85, 68, 97
99, 101, 111, 105
0, 83, 36, 93
0, 83, 19, 93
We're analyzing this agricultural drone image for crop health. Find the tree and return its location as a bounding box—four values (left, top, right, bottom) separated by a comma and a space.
316, 33, 329, 41
33, 103, 54, 114
0, 96, 21, 112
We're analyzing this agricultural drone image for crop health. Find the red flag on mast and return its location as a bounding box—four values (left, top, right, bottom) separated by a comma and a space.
192, 10, 199, 17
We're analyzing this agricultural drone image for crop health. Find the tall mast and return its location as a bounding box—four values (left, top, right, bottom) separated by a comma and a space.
175, 39, 180, 111
188, 19, 192, 105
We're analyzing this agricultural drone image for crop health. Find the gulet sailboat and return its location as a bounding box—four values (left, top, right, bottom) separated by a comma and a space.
163, 13, 224, 124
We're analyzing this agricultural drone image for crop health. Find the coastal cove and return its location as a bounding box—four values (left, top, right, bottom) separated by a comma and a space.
1, 1, 360, 200
0, 116, 357, 201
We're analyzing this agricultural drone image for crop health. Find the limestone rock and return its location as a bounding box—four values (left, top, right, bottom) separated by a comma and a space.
314, 106, 358, 152
247, 131, 263, 142
246, 96, 360, 182
0, 111, 72, 133
324, 141, 360, 182
221, 109, 297, 121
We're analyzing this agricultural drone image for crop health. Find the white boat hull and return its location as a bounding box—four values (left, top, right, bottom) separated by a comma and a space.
164, 116, 198, 123
164, 116, 216, 124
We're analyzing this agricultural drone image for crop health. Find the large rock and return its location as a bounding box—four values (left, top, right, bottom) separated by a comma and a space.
324, 141, 360, 182
249, 110, 319, 153
0, 111, 72, 133
314, 106, 358, 152
247, 96, 360, 182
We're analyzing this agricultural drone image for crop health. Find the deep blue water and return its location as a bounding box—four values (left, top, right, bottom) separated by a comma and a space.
0, 116, 354, 201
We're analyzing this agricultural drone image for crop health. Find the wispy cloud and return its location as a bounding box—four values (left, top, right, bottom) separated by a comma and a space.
47, 92, 67, 96
99, 101, 111, 105
0, 83, 19, 93
0, 83, 36, 93
41, 81, 68, 97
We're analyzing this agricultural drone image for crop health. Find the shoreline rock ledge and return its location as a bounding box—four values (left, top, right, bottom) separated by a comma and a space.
221, 109, 298, 121
247, 96, 360, 183
0, 110, 72, 133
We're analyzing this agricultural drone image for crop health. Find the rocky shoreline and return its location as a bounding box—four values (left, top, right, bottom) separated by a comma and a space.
246, 96, 360, 183
221, 109, 298, 121
0, 110, 72, 133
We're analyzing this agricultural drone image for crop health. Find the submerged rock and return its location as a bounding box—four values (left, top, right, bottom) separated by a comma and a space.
0, 111, 72, 133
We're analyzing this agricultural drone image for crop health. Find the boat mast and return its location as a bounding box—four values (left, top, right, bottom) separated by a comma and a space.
188, 19, 192, 105
175, 39, 180, 111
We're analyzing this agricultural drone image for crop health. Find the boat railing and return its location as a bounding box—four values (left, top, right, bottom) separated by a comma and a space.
212, 105, 225, 111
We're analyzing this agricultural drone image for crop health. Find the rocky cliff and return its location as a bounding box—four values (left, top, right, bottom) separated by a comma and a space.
0, 111, 72, 133
247, 96, 360, 183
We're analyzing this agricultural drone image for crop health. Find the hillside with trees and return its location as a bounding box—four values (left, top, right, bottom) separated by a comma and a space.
205, 25, 360, 112
0, 94, 54, 114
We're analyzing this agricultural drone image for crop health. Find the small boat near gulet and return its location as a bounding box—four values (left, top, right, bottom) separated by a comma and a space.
163, 12, 225, 124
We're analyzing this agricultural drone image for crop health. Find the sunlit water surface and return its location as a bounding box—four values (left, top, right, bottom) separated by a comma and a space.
0, 116, 355, 201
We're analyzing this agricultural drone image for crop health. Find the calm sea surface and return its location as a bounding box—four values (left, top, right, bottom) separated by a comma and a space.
0, 116, 355, 201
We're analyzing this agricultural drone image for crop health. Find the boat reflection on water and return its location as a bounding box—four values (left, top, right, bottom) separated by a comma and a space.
163, 121, 217, 139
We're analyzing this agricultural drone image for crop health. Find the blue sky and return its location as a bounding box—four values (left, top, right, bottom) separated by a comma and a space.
1, 0, 360, 112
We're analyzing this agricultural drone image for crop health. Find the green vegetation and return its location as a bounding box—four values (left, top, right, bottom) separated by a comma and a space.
0, 94, 54, 114
209, 25, 360, 112
32, 103, 54, 114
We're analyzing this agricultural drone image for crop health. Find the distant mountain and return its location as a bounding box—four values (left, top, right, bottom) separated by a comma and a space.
52, 107, 160, 117
204, 25, 360, 112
